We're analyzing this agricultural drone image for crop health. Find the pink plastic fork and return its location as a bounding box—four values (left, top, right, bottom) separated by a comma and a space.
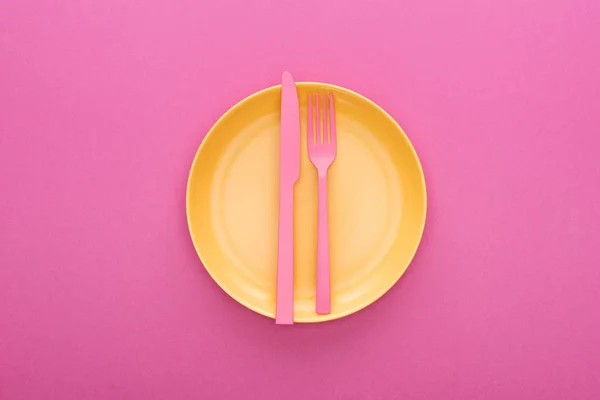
307, 93, 337, 315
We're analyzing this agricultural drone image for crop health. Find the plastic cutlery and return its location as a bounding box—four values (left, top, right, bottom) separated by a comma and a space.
275, 72, 300, 324
307, 93, 337, 315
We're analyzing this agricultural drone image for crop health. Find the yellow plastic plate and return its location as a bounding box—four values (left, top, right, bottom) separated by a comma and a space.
186, 82, 426, 322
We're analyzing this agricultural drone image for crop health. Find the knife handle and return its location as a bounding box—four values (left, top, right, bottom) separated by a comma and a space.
275, 182, 294, 324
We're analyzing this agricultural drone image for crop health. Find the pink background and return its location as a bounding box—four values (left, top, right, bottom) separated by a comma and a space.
1, 0, 600, 399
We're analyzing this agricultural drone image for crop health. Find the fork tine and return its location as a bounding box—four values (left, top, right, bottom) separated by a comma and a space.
308, 94, 313, 146
316, 93, 321, 144
329, 92, 336, 145
324, 93, 328, 144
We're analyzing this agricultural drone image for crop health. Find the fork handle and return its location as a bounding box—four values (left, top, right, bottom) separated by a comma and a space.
316, 172, 331, 314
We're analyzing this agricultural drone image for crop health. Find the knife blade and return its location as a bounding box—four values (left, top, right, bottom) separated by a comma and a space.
275, 71, 300, 324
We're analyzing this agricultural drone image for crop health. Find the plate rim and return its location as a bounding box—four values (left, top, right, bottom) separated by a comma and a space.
186, 81, 428, 322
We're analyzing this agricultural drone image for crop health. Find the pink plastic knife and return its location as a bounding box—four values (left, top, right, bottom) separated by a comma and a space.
275, 72, 300, 324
